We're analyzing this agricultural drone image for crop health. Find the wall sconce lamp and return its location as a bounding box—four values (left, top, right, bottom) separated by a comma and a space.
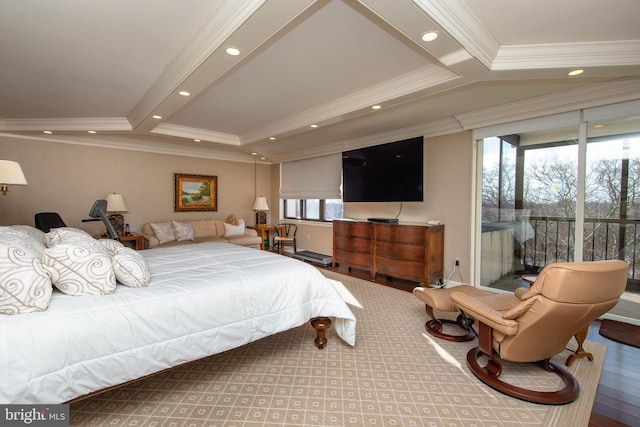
252, 196, 269, 225
105, 193, 128, 235
0, 160, 28, 196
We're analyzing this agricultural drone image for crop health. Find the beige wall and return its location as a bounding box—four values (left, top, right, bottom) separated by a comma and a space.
270, 131, 474, 282
1, 132, 473, 280
0, 136, 272, 236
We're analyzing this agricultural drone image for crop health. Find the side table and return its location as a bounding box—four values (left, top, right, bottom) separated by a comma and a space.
118, 234, 144, 250
248, 225, 276, 250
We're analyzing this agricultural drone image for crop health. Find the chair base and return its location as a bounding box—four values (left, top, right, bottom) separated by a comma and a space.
466, 347, 580, 405
425, 306, 476, 342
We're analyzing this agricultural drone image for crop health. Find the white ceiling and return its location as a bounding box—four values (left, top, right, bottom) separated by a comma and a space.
1, 0, 639, 163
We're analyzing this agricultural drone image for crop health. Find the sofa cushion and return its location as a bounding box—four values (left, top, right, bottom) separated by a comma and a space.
224, 221, 245, 236
226, 235, 262, 247
172, 221, 195, 241
150, 222, 176, 244
188, 219, 219, 239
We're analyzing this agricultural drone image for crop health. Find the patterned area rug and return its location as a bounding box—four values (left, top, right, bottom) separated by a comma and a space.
599, 319, 640, 348
70, 270, 605, 427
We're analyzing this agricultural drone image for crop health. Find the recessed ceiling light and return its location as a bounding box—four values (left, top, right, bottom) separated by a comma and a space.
421, 31, 438, 42
152, 115, 162, 119
251, 152, 258, 156
310, 124, 318, 128
372, 105, 381, 110
568, 69, 584, 76
194, 139, 200, 142
260, 157, 266, 160
43, 130, 52, 134
179, 91, 190, 96
226, 47, 240, 56
269, 137, 276, 140
593, 124, 604, 129
88, 130, 96, 134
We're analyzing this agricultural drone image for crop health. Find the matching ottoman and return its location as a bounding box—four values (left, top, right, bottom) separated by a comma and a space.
413, 285, 487, 341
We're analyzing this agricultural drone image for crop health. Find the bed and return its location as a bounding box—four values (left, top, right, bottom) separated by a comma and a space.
0, 226, 356, 404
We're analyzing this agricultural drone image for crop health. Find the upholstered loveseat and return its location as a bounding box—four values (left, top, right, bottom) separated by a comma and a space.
141, 217, 261, 249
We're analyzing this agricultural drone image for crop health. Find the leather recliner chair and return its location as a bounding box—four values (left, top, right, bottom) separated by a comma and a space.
451, 260, 628, 404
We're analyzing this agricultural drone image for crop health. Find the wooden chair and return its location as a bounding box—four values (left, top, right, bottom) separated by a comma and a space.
273, 223, 297, 254
451, 260, 628, 405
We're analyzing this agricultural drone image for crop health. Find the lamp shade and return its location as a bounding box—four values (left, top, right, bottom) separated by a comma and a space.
0, 160, 28, 185
252, 196, 269, 211
105, 193, 128, 212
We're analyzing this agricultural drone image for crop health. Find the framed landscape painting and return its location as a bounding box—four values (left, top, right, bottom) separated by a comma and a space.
174, 173, 218, 212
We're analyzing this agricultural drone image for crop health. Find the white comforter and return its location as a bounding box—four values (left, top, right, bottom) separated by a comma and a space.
1, 242, 356, 404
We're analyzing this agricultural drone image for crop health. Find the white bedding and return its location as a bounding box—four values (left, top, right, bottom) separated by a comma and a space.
0, 242, 356, 404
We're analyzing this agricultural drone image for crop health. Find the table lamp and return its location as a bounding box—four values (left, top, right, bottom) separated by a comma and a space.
105, 193, 128, 235
252, 196, 269, 225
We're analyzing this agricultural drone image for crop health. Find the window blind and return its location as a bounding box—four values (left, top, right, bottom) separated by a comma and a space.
280, 154, 342, 199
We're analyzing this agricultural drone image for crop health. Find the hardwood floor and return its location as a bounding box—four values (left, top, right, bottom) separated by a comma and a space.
320, 265, 640, 427
587, 321, 640, 427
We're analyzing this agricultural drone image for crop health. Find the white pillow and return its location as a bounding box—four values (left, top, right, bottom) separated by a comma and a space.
224, 222, 245, 236
41, 241, 116, 295
150, 222, 176, 244
97, 238, 126, 255
45, 227, 94, 247
0, 227, 53, 314
112, 247, 150, 288
172, 221, 195, 242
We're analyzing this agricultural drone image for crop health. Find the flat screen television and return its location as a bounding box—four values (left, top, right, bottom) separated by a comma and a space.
342, 136, 423, 202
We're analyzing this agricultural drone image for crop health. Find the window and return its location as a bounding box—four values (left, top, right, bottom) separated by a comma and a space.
283, 198, 343, 222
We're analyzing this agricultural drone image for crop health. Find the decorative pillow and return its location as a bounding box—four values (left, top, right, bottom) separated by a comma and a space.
97, 238, 126, 255
112, 247, 150, 288
150, 222, 176, 244
224, 222, 245, 236
0, 227, 53, 314
172, 221, 195, 242
45, 227, 94, 247
225, 214, 238, 225
41, 241, 116, 295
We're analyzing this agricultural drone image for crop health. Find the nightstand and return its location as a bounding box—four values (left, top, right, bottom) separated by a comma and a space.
118, 234, 144, 250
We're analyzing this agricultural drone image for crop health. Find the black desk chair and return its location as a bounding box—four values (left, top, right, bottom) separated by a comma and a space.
34, 212, 67, 233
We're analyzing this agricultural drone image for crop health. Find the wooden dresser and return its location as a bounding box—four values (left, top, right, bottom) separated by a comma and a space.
332, 219, 444, 285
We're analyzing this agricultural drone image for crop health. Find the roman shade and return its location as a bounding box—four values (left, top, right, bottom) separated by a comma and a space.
280, 154, 342, 199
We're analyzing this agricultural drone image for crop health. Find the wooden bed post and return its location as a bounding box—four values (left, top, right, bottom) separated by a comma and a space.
310, 317, 331, 349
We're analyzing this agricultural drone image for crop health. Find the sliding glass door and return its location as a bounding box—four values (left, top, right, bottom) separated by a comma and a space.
475, 102, 640, 322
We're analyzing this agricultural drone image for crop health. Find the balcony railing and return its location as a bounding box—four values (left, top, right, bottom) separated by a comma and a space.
523, 216, 640, 281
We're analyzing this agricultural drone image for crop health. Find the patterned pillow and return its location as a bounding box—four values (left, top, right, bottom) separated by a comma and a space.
41, 241, 116, 295
150, 222, 176, 244
97, 238, 126, 255
172, 221, 195, 242
224, 222, 245, 236
45, 227, 94, 247
0, 226, 53, 314
112, 247, 150, 288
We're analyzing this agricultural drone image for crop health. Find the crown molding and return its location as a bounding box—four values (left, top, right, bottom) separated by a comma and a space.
0, 118, 131, 131
240, 65, 460, 143
269, 117, 463, 163
151, 123, 240, 146
456, 78, 640, 130
126, 0, 270, 129
493, 40, 640, 70
411, 0, 499, 69
0, 132, 256, 164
